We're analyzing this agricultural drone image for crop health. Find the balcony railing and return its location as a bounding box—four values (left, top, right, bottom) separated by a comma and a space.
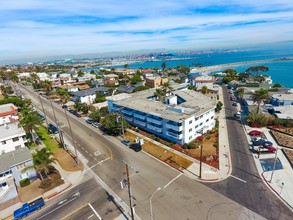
122, 109, 133, 116
124, 116, 133, 122
146, 117, 162, 125
133, 113, 146, 120
166, 123, 183, 131
147, 124, 162, 133
133, 120, 146, 127
166, 132, 183, 139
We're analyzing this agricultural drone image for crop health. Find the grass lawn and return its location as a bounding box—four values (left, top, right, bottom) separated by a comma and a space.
36, 126, 61, 153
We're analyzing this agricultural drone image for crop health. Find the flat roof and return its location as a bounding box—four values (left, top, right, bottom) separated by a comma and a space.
271, 93, 293, 100
0, 122, 25, 140
274, 106, 293, 119
0, 148, 33, 173
114, 88, 215, 122
0, 103, 17, 114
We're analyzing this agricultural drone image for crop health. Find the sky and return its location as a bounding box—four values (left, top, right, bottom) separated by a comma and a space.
1, 0, 293, 63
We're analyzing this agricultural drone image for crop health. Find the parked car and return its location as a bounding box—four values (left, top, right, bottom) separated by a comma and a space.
249, 130, 263, 136
254, 145, 276, 153
85, 118, 94, 124
230, 96, 236, 101
92, 122, 99, 128
232, 102, 237, 107
130, 143, 142, 152
234, 112, 241, 118
121, 140, 131, 146
62, 104, 68, 109
69, 109, 81, 117
37, 113, 46, 120
14, 197, 45, 220
48, 124, 58, 134
252, 139, 273, 146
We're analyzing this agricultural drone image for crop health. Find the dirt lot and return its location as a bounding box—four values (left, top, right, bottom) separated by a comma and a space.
124, 132, 192, 170
271, 130, 293, 148
54, 148, 83, 171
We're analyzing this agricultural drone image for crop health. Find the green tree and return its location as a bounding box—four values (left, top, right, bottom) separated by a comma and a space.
176, 65, 190, 74
200, 86, 208, 94
237, 88, 245, 100
273, 83, 282, 88
24, 148, 57, 180
94, 93, 106, 103
246, 66, 269, 76
90, 70, 96, 75
161, 62, 167, 71
77, 70, 85, 77
222, 76, 233, 84
74, 99, 83, 112
89, 110, 101, 122
99, 106, 109, 116
81, 103, 90, 114
30, 73, 39, 83
133, 85, 150, 92
154, 88, 164, 101
223, 68, 238, 78
58, 89, 70, 104
100, 113, 129, 135
162, 81, 172, 93
215, 101, 223, 112
130, 74, 142, 84
19, 108, 43, 146
251, 88, 270, 114
124, 64, 129, 69
42, 80, 53, 96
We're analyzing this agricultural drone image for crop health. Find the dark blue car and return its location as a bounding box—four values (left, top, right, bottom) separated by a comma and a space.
48, 124, 58, 134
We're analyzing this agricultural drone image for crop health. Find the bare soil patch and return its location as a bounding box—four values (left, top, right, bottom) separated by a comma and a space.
53, 148, 83, 171
18, 179, 43, 202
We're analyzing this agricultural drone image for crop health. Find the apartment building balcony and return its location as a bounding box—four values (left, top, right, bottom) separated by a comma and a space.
166, 123, 183, 132
122, 109, 133, 116
133, 113, 146, 120
133, 119, 146, 127
146, 117, 162, 125
123, 116, 133, 122
147, 124, 162, 133
166, 131, 183, 140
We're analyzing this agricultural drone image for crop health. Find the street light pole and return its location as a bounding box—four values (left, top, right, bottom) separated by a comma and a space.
199, 144, 203, 178
63, 108, 79, 164
117, 115, 125, 139
38, 93, 49, 127
269, 147, 280, 183
150, 187, 161, 220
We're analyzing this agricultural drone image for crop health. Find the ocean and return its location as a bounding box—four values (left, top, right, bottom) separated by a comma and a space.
111, 49, 293, 88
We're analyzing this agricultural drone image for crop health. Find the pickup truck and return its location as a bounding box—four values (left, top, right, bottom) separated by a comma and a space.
254, 146, 276, 153
14, 197, 45, 219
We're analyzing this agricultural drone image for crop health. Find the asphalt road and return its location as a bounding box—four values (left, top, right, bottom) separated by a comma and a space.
204, 86, 293, 220
18, 84, 270, 220
25, 178, 122, 220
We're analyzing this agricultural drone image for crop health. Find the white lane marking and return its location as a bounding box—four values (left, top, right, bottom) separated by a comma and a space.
89, 157, 110, 169
89, 154, 93, 157
87, 214, 94, 219
88, 203, 102, 220
94, 158, 97, 161
230, 175, 247, 183
58, 199, 67, 205
36, 197, 78, 220
164, 173, 183, 189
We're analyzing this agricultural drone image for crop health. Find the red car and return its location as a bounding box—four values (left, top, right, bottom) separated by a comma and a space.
249, 130, 263, 136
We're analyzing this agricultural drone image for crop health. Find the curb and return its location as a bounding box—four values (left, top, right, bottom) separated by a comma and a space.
44, 183, 72, 200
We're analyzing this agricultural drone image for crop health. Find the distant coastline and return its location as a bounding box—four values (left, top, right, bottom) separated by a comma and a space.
194, 57, 293, 73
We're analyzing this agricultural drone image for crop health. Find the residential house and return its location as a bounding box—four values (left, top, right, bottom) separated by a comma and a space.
145, 77, 168, 88
0, 122, 27, 154
36, 72, 49, 82
72, 88, 103, 104
0, 104, 18, 125
72, 81, 91, 91
270, 92, 293, 106
117, 85, 134, 93
92, 80, 104, 88
58, 85, 79, 93
0, 148, 36, 203
103, 74, 119, 85
191, 75, 216, 89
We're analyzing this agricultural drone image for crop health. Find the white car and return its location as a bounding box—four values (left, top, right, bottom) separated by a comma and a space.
234, 112, 241, 118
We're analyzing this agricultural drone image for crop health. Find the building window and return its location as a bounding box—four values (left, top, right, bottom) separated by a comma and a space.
200, 115, 203, 119
12, 137, 19, 142
206, 119, 209, 122
195, 125, 199, 128
16, 163, 26, 170
189, 136, 192, 140
195, 117, 199, 121
15, 145, 21, 150
1, 141, 6, 145
211, 116, 214, 119
200, 123, 203, 126
189, 128, 192, 132
189, 120, 192, 124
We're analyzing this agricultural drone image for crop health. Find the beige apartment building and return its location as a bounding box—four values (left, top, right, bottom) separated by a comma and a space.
145, 77, 168, 88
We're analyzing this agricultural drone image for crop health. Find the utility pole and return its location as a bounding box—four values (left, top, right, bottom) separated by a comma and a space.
64, 108, 79, 164
38, 93, 49, 127
199, 144, 203, 179
49, 96, 65, 148
124, 161, 134, 220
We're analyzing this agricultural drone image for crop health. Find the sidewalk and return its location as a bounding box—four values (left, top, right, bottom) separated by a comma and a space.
244, 126, 293, 210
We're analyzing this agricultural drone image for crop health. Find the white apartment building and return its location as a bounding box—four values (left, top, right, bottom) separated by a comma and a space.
108, 88, 216, 145
191, 75, 216, 89
0, 123, 27, 155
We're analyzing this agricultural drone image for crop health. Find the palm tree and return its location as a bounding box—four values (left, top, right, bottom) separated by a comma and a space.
23, 148, 57, 180
19, 108, 43, 146
161, 62, 167, 71
251, 88, 270, 114
162, 81, 172, 94
43, 80, 53, 96
201, 86, 208, 94
58, 89, 70, 104
30, 73, 39, 84
237, 88, 245, 101
154, 88, 164, 101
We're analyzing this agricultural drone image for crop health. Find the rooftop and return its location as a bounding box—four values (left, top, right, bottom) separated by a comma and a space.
0, 103, 17, 117
194, 75, 215, 82
271, 93, 293, 100
114, 88, 215, 122
0, 148, 33, 173
273, 106, 293, 119
0, 122, 25, 140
